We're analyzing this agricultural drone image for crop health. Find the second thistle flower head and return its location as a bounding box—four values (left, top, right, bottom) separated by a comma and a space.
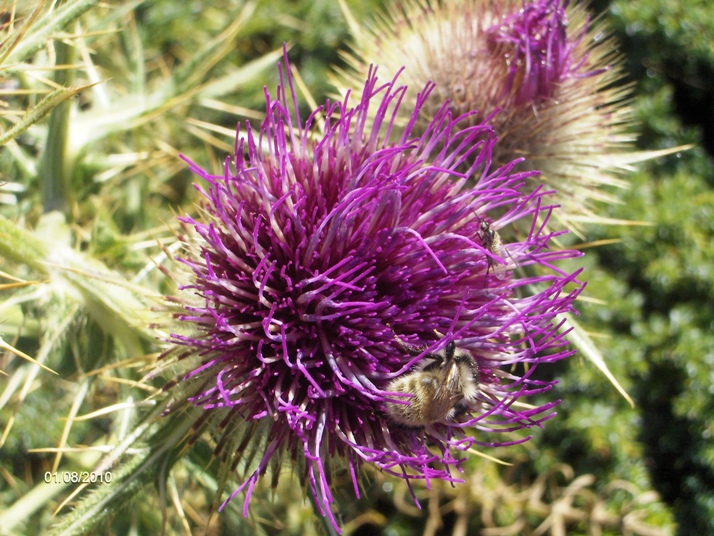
170, 49, 584, 531
333, 0, 643, 234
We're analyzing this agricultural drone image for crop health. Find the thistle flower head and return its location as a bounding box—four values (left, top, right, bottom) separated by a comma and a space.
171, 49, 583, 531
333, 0, 643, 234
485, 0, 581, 106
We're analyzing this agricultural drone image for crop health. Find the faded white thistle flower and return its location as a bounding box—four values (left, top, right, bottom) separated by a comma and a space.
167, 50, 584, 532
334, 0, 665, 234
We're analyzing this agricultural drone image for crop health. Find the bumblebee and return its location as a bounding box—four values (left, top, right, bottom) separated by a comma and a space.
385, 341, 479, 427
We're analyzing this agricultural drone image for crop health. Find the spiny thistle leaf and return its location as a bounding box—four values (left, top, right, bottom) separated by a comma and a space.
0, 84, 96, 146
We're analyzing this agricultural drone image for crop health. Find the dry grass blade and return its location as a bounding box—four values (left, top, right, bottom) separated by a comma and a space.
0, 336, 57, 374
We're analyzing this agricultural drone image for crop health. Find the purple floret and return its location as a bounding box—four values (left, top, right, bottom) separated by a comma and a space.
486, 0, 602, 105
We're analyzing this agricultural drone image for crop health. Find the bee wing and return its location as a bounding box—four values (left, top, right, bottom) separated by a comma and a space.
474, 218, 519, 280
491, 245, 510, 280
420, 353, 445, 371
442, 361, 466, 403
488, 239, 519, 280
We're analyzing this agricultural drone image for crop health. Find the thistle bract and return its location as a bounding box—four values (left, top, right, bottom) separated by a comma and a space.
333, 0, 643, 234
172, 51, 584, 531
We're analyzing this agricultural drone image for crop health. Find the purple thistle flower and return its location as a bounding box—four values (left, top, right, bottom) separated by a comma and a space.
171, 49, 584, 531
333, 0, 649, 236
485, 0, 597, 106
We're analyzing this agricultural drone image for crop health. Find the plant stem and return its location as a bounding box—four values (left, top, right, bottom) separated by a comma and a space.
42, 39, 75, 215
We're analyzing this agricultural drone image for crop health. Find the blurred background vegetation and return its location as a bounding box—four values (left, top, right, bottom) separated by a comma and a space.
0, 0, 711, 534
